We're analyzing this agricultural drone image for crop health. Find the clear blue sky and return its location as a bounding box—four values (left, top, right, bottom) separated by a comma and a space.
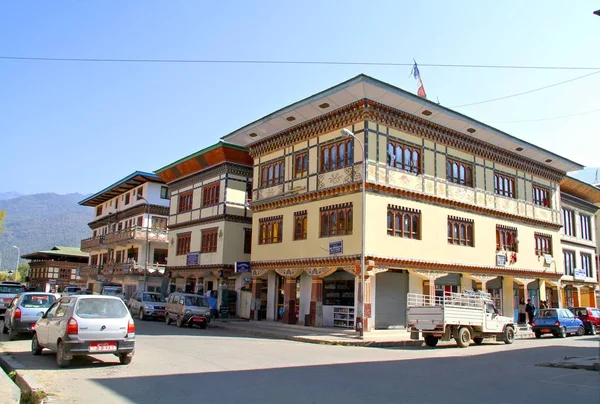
1, 1, 598, 194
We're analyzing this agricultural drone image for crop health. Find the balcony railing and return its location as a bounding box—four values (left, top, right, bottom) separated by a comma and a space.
81, 227, 168, 250
101, 262, 167, 276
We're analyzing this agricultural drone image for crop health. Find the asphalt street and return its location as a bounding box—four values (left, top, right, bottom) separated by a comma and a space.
1, 318, 598, 404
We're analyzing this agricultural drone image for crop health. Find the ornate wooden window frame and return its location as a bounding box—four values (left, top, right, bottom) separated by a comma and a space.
202, 182, 220, 207
386, 140, 422, 174
496, 225, 518, 252
178, 190, 193, 213
320, 203, 353, 237
446, 158, 473, 187
534, 232, 552, 256
201, 227, 218, 253
294, 151, 309, 179
260, 159, 284, 188
320, 139, 354, 173
259, 216, 283, 244
532, 185, 551, 207
176, 232, 192, 256
386, 205, 421, 240
493, 172, 516, 199
293, 210, 308, 240
447, 216, 474, 246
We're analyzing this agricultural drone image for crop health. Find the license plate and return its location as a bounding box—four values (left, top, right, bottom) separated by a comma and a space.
192, 318, 205, 323
157, 312, 164, 316
89, 342, 117, 352
541, 328, 550, 333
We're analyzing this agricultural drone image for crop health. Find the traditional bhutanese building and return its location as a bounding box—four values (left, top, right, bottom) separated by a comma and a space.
154, 142, 253, 316
559, 176, 599, 308
221, 74, 584, 331
79, 171, 170, 297
22, 246, 89, 292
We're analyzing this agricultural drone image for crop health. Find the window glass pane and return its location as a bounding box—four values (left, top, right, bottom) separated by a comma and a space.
331, 146, 337, 170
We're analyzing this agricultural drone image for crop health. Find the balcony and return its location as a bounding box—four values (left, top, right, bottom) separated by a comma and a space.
81, 227, 168, 251
101, 262, 167, 277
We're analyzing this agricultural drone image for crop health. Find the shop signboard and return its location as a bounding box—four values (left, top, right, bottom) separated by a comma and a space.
186, 252, 199, 266
574, 268, 586, 280
235, 262, 251, 273
495, 254, 507, 267
329, 240, 343, 255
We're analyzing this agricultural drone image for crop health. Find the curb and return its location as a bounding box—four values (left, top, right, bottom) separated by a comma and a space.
0, 355, 20, 404
0, 352, 46, 403
213, 324, 424, 347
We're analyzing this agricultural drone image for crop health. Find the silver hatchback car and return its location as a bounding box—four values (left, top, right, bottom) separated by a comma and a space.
32, 295, 135, 368
3, 292, 58, 340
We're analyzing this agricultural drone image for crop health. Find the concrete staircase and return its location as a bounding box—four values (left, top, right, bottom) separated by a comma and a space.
516, 324, 535, 339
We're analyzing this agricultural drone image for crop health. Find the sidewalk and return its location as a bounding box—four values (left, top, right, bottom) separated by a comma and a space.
213, 319, 535, 347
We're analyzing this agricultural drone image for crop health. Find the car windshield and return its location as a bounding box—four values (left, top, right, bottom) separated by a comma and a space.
0, 285, 25, 294
537, 309, 557, 318
76, 298, 128, 318
143, 294, 165, 303
184, 296, 208, 307
571, 308, 587, 316
103, 288, 122, 296
21, 294, 56, 308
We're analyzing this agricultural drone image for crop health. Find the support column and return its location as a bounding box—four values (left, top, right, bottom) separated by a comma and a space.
538, 280, 547, 302
573, 286, 581, 307
282, 277, 297, 324
363, 275, 373, 331
309, 278, 323, 327
250, 278, 262, 321
502, 276, 515, 322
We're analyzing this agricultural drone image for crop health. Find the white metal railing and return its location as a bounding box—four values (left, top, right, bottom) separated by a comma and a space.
407, 291, 489, 308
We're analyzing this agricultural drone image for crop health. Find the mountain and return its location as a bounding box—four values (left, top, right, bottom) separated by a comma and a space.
0, 193, 92, 271
0, 192, 22, 201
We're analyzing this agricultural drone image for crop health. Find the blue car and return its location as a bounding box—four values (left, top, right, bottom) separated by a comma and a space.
532, 308, 584, 338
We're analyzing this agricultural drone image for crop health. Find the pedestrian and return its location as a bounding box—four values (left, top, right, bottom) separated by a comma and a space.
525, 299, 535, 325
540, 300, 548, 309
518, 298, 526, 324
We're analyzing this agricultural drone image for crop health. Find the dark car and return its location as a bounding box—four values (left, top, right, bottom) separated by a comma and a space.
532, 308, 584, 338
569, 307, 600, 335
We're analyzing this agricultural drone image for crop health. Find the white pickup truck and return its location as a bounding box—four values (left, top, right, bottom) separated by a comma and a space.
407, 291, 516, 348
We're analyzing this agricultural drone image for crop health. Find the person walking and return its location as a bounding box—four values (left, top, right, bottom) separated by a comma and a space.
525, 299, 536, 325
518, 298, 526, 324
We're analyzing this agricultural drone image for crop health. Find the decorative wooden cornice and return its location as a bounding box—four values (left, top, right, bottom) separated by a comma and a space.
251, 255, 358, 270
168, 162, 252, 190
167, 214, 251, 230
249, 99, 564, 182
252, 183, 361, 212
166, 263, 234, 272
89, 204, 170, 229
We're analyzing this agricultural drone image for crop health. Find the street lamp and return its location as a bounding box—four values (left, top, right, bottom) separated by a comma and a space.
340, 128, 366, 339
13, 245, 21, 281
136, 195, 150, 292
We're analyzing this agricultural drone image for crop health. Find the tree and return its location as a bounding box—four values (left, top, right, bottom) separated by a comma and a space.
0, 210, 5, 235
16, 263, 29, 282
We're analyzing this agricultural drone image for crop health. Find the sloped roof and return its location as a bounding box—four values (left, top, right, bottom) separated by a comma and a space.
21, 246, 89, 261
560, 176, 600, 205
79, 171, 164, 207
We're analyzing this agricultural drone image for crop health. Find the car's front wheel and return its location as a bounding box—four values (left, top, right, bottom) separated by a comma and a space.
138, 309, 145, 321
31, 334, 43, 355
56, 341, 70, 368
2, 320, 8, 335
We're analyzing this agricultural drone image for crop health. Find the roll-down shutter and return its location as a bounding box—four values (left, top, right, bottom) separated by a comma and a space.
375, 272, 408, 329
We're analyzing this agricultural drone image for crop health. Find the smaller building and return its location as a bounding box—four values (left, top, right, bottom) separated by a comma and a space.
22, 246, 89, 292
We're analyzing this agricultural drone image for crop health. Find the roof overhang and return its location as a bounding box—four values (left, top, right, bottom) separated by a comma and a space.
560, 176, 600, 205
79, 171, 164, 207
221, 74, 583, 173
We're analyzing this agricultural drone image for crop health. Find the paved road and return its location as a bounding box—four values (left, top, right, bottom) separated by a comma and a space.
1, 319, 598, 404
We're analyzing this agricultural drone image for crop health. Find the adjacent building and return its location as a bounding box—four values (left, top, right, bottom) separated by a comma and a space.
22, 246, 89, 292
154, 142, 253, 316
221, 74, 584, 330
559, 176, 600, 308
79, 171, 170, 297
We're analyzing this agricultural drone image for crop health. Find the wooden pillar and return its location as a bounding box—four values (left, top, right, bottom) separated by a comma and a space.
363, 276, 372, 331
250, 278, 262, 321
573, 286, 581, 307
309, 277, 323, 327
282, 277, 297, 324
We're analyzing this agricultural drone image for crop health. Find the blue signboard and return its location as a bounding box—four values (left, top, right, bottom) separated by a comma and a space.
235, 262, 251, 273
186, 252, 199, 266
329, 240, 343, 255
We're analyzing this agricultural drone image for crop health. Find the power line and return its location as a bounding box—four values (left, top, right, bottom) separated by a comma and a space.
0, 55, 599, 70
488, 107, 600, 123
450, 70, 600, 108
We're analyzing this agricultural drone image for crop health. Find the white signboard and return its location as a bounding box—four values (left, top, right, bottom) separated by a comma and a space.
573, 268, 587, 280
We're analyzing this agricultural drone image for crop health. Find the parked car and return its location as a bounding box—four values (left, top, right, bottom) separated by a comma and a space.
0, 282, 26, 314
61, 286, 83, 296
32, 295, 135, 368
569, 307, 600, 335
128, 291, 166, 321
75, 289, 94, 295
3, 292, 57, 340
532, 308, 584, 338
165, 292, 211, 329
101, 286, 126, 301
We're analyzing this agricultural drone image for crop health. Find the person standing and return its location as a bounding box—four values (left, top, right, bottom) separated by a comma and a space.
525, 299, 536, 325
518, 298, 526, 324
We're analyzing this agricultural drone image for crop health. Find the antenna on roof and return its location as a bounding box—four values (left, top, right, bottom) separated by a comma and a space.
595, 169, 598, 183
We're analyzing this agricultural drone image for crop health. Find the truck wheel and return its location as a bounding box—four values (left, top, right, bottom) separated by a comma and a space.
473, 338, 484, 345
455, 327, 471, 348
424, 335, 439, 347
503, 326, 515, 344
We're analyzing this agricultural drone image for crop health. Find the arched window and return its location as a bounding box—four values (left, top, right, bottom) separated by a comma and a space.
460, 224, 466, 245
412, 150, 419, 172
347, 209, 353, 233
274, 164, 280, 185
331, 146, 337, 170
268, 166, 274, 187
388, 211, 394, 235
339, 142, 346, 166
330, 212, 337, 235
322, 214, 329, 237
348, 140, 354, 164
338, 211, 346, 233
404, 214, 410, 236
272, 222, 279, 243
323, 148, 329, 171
412, 215, 419, 239
404, 148, 411, 168
395, 213, 401, 237
388, 144, 395, 166
395, 145, 403, 168
447, 222, 452, 242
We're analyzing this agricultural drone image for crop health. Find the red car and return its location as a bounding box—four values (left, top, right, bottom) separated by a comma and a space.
569, 307, 600, 335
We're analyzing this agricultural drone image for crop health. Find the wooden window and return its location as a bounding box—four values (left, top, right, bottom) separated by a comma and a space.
293, 210, 308, 240
534, 233, 552, 256
260, 160, 284, 188
137, 216, 143, 227
246, 181, 253, 203
493, 173, 516, 198
176, 233, 191, 256
202, 183, 220, 207
446, 158, 473, 187
201, 228, 218, 253
562, 209, 575, 236
320, 139, 354, 172
320, 204, 353, 237
294, 152, 309, 178
160, 186, 169, 200
96, 205, 103, 216
563, 250, 575, 276
580, 214, 592, 240
152, 217, 167, 230
447, 216, 474, 246
387, 205, 420, 239
581, 253, 592, 278
532, 185, 550, 207
243, 228, 252, 254
137, 187, 143, 198
178, 191, 193, 213
125, 193, 131, 205
259, 216, 283, 244
386, 140, 421, 174
496, 225, 518, 252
